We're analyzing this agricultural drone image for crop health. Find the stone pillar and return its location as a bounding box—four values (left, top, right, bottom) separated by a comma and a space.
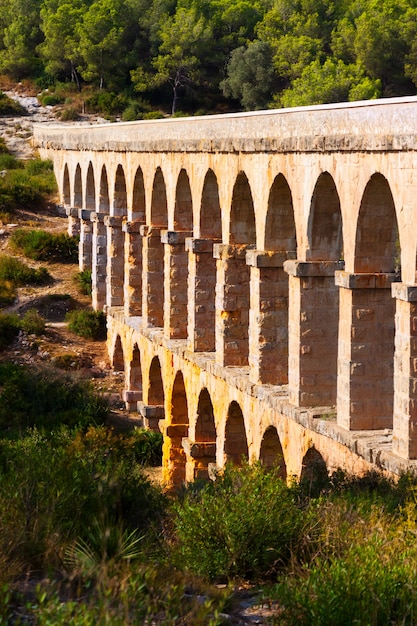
162, 423, 188, 485
65, 207, 80, 237
391, 283, 417, 458
140, 226, 164, 328
214, 243, 252, 367
183, 438, 217, 482
247, 250, 293, 385
122, 220, 143, 317
336, 271, 397, 430
91, 212, 107, 311
78, 209, 93, 272
284, 260, 344, 407
185, 237, 217, 352
138, 402, 165, 431
104, 216, 124, 308
161, 230, 191, 340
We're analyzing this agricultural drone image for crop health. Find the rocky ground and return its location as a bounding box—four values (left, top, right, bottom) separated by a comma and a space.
0, 90, 128, 414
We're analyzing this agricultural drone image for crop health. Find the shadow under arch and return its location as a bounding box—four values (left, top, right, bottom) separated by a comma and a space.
99, 165, 110, 213
174, 168, 192, 231
129, 343, 142, 395
224, 401, 249, 466
192, 388, 217, 480
63, 163, 70, 206
131, 166, 145, 222
300, 447, 328, 495
148, 356, 164, 407
200, 169, 221, 239
112, 335, 124, 372
86, 162, 95, 210
265, 173, 296, 253
308, 171, 342, 261
167, 371, 189, 484
74, 164, 82, 208
113, 164, 127, 216
259, 426, 287, 479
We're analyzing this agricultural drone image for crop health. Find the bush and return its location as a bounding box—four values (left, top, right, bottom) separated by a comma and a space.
57, 107, 80, 121
0, 92, 26, 116
0, 312, 20, 349
0, 362, 109, 433
73, 269, 92, 295
66, 309, 106, 340
9, 228, 78, 262
21, 308, 46, 336
170, 463, 303, 581
0, 254, 50, 285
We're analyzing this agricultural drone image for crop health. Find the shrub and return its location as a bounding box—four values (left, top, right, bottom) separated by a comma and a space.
9, 228, 78, 262
0, 312, 20, 349
170, 463, 303, 581
73, 269, 92, 295
0, 92, 26, 116
66, 309, 106, 340
0, 254, 50, 285
0, 362, 109, 433
21, 308, 46, 336
57, 107, 80, 121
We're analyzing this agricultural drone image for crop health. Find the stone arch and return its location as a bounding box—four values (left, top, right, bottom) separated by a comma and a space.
300, 447, 328, 487
265, 173, 296, 253
354, 173, 399, 274
148, 356, 164, 406
230, 171, 256, 245
74, 164, 82, 208
63, 164, 70, 206
85, 162, 95, 210
308, 172, 342, 261
132, 166, 145, 222
99, 165, 110, 213
168, 371, 189, 484
338, 173, 398, 431
224, 401, 249, 465
174, 169, 192, 230
200, 169, 221, 239
259, 426, 287, 479
112, 335, 124, 372
113, 164, 127, 217
151, 167, 168, 227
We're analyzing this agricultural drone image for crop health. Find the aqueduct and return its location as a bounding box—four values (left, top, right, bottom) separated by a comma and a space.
33, 97, 417, 484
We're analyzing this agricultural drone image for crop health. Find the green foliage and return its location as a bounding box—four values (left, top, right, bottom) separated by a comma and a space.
57, 106, 80, 121
0, 312, 20, 349
0, 158, 56, 213
21, 307, 46, 335
0, 254, 50, 285
221, 40, 276, 110
279, 58, 381, 107
0, 91, 26, 116
0, 362, 109, 432
73, 269, 92, 295
9, 228, 78, 262
66, 308, 107, 340
170, 462, 303, 581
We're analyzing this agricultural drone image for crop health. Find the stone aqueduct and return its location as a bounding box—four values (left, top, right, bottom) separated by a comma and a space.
33, 97, 417, 484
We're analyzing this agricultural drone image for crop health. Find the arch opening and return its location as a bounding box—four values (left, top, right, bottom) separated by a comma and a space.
86, 162, 95, 210
259, 426, 287, 479
174, 169, 193, 231
74, 164, 82, 209
99, 166, 110, 214
224, 401, 249, 466
151, 167, 168, 228
63, 164, 70, 206
112, 335, 124, 372
132, 167, 145, 223
308, 172, 342, 261
200, 169, 221, 239
265, 174, 296, 253
230, 172, 256, 245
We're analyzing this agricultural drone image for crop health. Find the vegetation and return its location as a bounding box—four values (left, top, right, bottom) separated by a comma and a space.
10, 228, 78, 261
73, 268, 92, 295
0, 255, 50, 306
1, 0, 417, 117
66, 308, 107, 340
0, 157, 56, 215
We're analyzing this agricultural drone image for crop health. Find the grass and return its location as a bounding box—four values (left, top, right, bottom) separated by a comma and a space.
0, 158, 57, 214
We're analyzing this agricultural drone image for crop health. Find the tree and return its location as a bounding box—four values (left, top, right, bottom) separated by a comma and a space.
0, 0, 44, 78
38, 0, 87, 87
221, 40, 277, 110
132, 4, 213, 114
279, 57, 381, 108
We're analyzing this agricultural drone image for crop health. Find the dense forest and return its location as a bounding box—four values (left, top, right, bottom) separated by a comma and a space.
1, 0, 417, 116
